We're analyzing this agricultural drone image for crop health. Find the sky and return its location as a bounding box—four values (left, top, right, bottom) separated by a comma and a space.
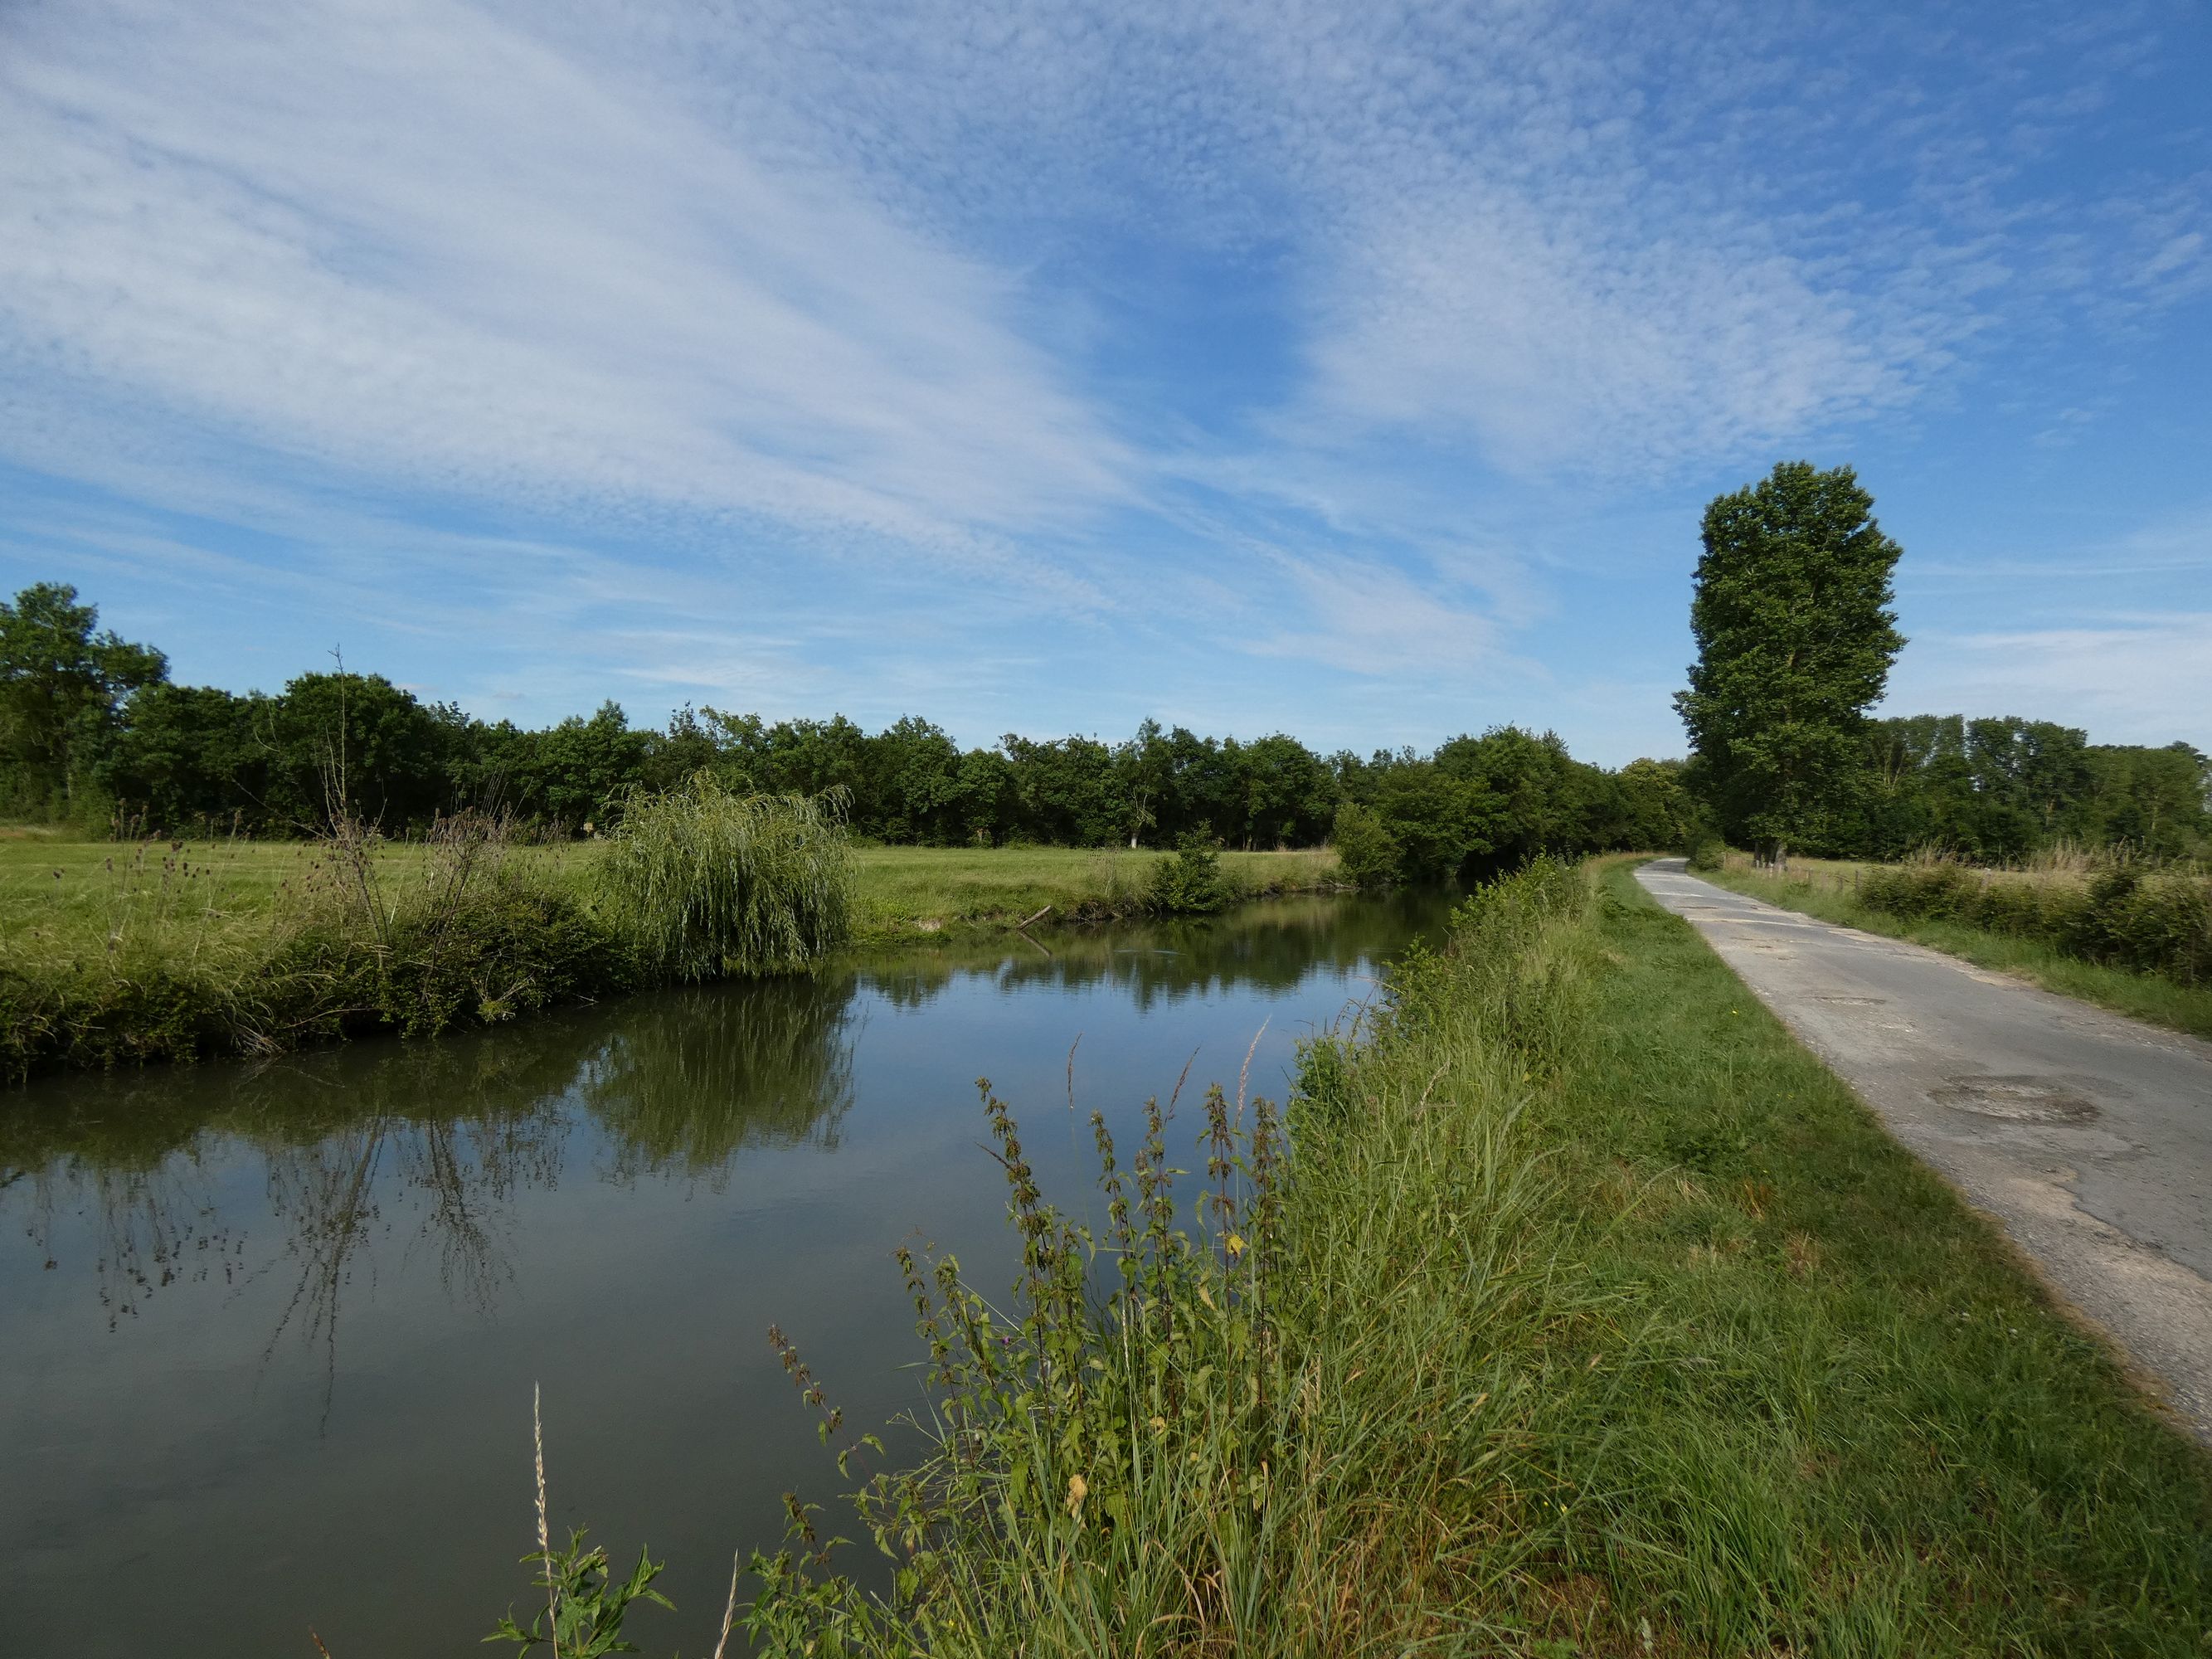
2, 0, 2208, 766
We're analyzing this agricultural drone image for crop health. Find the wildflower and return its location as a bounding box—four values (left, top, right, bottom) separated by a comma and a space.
1065, 1473, 1087, 1519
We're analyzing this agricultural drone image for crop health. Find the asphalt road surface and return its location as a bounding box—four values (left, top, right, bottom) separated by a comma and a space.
1637, 858, 2212, 1443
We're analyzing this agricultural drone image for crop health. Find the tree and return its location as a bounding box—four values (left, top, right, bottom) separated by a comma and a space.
0, 582, 168, 819
97, 683, 273, 833
264, 671, 464, 830
1675, 462, 1904, 860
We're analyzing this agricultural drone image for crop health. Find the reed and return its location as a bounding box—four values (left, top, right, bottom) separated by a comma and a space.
598, 776, 854, 981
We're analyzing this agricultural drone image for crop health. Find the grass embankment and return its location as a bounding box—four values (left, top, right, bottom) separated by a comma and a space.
0, 834, 1342, 1080
1703, 854, 2212, 1043
849, 844, 1340, 940
0, 838, 1340, 953
556, 856, 2207, 1656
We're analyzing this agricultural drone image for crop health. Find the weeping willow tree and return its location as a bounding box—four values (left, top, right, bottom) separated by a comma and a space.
598, 776, 854, 980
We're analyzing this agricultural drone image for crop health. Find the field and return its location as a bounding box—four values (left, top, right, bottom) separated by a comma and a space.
1703, 850, 2212, 1042
0, 833, 1343, 967
848, 844, 1340, 936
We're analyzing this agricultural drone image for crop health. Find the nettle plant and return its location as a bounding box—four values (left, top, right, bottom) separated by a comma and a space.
737, 1074, 1289, 1655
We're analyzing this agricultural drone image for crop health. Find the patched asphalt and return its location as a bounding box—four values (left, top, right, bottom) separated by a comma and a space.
1637, 857, 2212, 1443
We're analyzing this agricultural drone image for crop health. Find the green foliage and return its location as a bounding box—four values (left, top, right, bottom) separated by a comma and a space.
1857, 856, 2212, 983
1328, 800, 1401, 888
1676, 462, 1905, 857
1685, 837, 1727, 872
600, 775, 855, 980
1854, 715, 2210, 862
489, 1530, 673, 1657
1145, 831, 1230, 914
1362, 759, 1499, 881
0, 582, 168, 822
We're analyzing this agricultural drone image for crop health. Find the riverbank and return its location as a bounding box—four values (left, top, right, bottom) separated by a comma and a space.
687, 854, 2209, 1655
849, 844, 1342, 940
1703, 854, 2212, 1043
0, 836, 1344, 1081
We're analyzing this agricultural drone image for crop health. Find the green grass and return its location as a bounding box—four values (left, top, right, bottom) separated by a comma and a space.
1701, 857, 2212, 1043
0, 834, 1344, 1080
0, 836, 1342, 961
543, 854, 2209, 1656
1533, 859, 2211, 1650
848, 844, 1340, 939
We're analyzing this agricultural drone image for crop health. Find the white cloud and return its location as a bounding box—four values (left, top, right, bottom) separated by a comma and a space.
1888, 613, 2212, 750
0, 0, 1130, 572
2, 0, 2207, 755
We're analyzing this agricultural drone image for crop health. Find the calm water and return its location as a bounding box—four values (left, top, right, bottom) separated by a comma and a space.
0, 891, 1451, 1657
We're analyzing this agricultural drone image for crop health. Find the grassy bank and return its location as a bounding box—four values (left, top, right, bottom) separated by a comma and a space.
849, 844, 1340, 939
1703, 854, 2212, 1043
0, 836, 1340, 951
530, 855, 2208, 1656
0, 834, 1343, 1081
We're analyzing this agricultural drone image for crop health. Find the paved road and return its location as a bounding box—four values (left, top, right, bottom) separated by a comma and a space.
1637, 858, 2212, 1442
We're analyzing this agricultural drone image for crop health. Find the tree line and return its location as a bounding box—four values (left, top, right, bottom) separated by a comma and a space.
0, 581, 1704, 880
8, 540, 2205, 875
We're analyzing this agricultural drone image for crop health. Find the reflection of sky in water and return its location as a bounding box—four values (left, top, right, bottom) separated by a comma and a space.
0, 890, 1451, 1658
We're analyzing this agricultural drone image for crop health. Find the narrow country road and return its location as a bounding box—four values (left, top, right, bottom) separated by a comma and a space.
1637, 858, 2212, 1443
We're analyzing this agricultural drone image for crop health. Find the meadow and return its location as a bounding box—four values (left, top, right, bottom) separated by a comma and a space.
0, 827, 1343, 1081
0, 833, 1342, 961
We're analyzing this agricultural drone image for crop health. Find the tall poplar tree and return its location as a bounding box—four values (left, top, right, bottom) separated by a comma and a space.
1675, 461, 1904, 860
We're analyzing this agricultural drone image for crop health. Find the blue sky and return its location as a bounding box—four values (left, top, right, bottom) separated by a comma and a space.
2, 0, 2207, 766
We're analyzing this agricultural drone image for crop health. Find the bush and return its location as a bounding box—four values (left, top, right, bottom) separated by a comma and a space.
1146, 831, 1231, 914
1685, 838, 1727, 873
1330, 800, 1403, 888
600, 776, 855, 980
1852, 854, 2212, 985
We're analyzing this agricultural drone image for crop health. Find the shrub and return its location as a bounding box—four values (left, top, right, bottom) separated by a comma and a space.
1146, 832, 1231, 914
2070, 865, 2212, 982
1330, 800, 1403, 888
599, 776, 855, 980
1685, 838, 1727, 873
1848, 852, 2212, 986
1860, 859, 1980, 921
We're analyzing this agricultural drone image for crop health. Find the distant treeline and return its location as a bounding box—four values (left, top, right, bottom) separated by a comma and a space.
55, 670, 1706, 876
3, 584, 1700, 878
1849, 715, 2209, 862
5, 582, 2204, 870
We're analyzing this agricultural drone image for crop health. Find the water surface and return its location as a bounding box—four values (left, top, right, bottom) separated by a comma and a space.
1, 891, 1449, 1656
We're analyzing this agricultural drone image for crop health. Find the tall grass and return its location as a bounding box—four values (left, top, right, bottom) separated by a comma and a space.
599, 776, 854, 980
2, 785, 858, 1080
503, 856, 2212, 1656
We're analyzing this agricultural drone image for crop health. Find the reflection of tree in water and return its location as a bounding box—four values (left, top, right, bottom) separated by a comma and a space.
856, 888, 1454, 1013
0, 888, 1440, 1384
255, 1093, 572, 1417
580, 972, 859, 1185
0, 971, 866, 1355
2, 1152, 242, 1333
